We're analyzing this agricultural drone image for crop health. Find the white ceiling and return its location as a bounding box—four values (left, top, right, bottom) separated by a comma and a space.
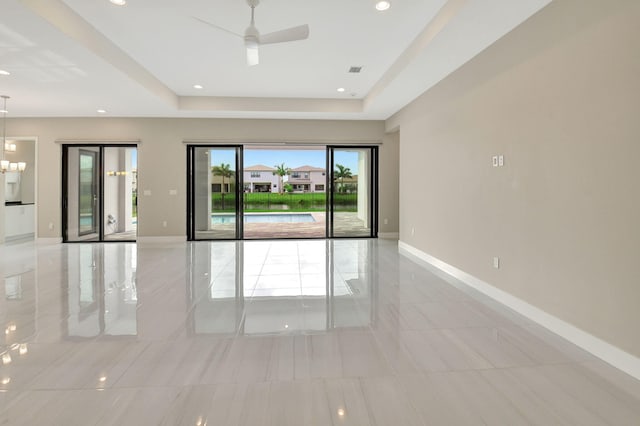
0, 0, 551, 119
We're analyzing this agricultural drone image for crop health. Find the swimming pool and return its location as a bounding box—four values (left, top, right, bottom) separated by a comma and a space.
212, 213, 316, 224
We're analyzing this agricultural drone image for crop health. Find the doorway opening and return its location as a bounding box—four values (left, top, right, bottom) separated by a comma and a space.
187, 144, 377, 240
243, 146, 326, 239
62, 145, 137, 242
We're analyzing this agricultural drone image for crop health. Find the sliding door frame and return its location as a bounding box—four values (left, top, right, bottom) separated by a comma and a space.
186, 145, 244, 241
327, 145, 379, 239
62, 144, 138, 243
187, 144, 378, 240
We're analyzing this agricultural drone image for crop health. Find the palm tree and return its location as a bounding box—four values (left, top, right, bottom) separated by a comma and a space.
212, 163, 234, 209
272, 163, 291, 195
334, 164, 352, 193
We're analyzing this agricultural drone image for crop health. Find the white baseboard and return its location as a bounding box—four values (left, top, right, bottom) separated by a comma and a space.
37, 237, 62, 245
136, 236, 187, 245
378, 232, 399, 240
398, 240, 640, 381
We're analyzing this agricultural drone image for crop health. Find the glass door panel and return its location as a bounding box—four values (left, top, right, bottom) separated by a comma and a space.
63, 145, 137, 242
79, 150, 98, 236
328, 146, 378, 238
103, 147, 137, 241
190, 146, 242, 240
64, 146, 100, 242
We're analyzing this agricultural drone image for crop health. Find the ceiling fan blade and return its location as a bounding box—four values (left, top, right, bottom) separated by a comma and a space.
246, 45, 259, 66
192, 16, 243, 39
260, 24, 309, 45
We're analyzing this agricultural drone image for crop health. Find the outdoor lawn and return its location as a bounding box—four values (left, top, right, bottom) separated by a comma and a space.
212, 192, 357, 212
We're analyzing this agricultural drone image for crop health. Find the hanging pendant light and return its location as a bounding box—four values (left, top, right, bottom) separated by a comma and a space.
0, 95, 26, 174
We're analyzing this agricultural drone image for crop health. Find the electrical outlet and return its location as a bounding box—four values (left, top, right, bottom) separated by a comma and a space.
48, 222, 54, 230
498, 155, 504, 167
383, 218, 388, 225
492, 156, 498, 167
411, 227, 415, 236
162, 221, 167, 228
493, 257, 500, 269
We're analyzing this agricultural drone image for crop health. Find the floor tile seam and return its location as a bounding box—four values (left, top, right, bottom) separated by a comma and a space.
366, 320, 423, 375
509, 366, 619, 425
494, 325, 575, 365
355, 375, 425, 426
409, 327, 501, 371
410, 368, 527, 424
107, 341, 156, 388
391, 323, 505, 330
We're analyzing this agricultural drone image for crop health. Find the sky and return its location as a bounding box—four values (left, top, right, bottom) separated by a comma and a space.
130, 148, 360, 172
208, 148, 359, 172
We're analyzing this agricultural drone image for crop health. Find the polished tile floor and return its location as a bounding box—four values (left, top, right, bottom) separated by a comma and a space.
0, 239, 639, 425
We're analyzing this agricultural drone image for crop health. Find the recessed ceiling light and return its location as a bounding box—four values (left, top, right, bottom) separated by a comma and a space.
193, 84, 203, 89
337, 88, 346, 93
109, 0, 126, 6
375, 1, 391, 11
0, 70, 10, 76
97, 109, 107, 114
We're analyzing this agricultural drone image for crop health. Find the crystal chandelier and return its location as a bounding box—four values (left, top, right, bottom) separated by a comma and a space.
0, 95, 26, 174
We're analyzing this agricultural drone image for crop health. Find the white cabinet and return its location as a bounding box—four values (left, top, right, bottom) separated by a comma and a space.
5, 204, 35, 239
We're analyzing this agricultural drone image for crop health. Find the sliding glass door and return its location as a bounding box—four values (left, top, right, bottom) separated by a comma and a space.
187, 144, 377, 240
188, 146, 242, 240
63, 145, 137, 242
327, 146, 378, 238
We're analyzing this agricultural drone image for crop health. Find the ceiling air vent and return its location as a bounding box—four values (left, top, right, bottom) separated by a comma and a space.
348, 66, 363, 73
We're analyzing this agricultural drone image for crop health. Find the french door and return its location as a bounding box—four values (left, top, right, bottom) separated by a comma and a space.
63, 145, 137, 242
186, 144, 377, 240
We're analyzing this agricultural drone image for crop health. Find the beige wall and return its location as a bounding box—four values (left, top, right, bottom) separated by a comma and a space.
389, 0, 640, 357
380, 131, 399, 234
3, 118, 398, 239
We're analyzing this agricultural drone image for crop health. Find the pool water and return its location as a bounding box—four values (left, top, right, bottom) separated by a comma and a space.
212, 213, 315, 225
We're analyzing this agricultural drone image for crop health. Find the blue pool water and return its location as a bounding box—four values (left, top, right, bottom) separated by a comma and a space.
212, 213, 315, 224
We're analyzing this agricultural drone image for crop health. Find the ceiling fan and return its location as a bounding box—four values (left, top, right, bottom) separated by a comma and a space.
195, 0, 309, 66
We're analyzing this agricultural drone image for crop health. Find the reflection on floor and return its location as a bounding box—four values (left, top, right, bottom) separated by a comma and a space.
1, 240, 639, 424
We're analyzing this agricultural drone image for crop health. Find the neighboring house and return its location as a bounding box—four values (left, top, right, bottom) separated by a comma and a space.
243, 164, 278, 193
335, 174, 358, 193
288, 165, 326, 193
210, 173, 235, 193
